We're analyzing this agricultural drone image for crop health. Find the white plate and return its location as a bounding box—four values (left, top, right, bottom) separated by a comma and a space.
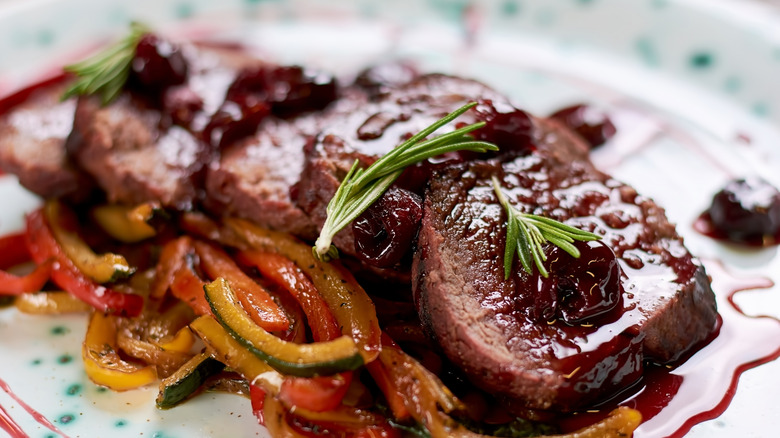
1, 0, 779, 437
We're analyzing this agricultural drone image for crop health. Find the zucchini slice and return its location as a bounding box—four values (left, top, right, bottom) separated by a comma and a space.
204, 277, 364, 377
156, 352, 225, 409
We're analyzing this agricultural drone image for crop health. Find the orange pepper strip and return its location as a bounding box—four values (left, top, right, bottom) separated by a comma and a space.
226, 218, 381, 364
0, 259, 53, 295
25, 209, 143, 317
236, 250, 341, 342
170, 262, 212, 317
194, 240, 289, 332
152, 236, 192, 300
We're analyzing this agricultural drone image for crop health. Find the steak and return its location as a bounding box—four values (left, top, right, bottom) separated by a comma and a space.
68, 45, 265, 210
295, 73, 515, 257
71, 93, 208, 209
204, 88, 369, 240
413, 116, 719, 411
0, 79, 93, 200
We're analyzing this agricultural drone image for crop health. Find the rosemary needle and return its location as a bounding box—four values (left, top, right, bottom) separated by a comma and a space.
61, 22, 149, 105
313, 102, 498, 261
491, 176, 602, 279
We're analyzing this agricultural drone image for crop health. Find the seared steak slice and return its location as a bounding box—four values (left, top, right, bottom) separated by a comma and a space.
204, 88, 370, 240
71, 94, 207, 209
0, 80, 93, 200
69, 44, 264, 210
296, 73, 514, 257
413, 116, 718, 411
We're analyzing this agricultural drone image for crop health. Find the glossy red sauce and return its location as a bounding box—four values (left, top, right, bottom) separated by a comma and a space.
0, 377, 70, 438
560, 259, 778, 437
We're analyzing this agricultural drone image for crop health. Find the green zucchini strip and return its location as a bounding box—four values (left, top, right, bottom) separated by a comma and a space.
204, 277, 363, 377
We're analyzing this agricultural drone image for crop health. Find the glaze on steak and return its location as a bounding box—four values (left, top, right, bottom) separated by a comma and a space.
295, 73, 515, 258
204, 88, 369, 240
413, 116, 719, 411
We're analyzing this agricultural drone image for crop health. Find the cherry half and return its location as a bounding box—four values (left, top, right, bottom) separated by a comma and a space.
352, 186, 423, 268
527, 240, 624, 325
550, 104, 616, 149
707, 177, 780, 243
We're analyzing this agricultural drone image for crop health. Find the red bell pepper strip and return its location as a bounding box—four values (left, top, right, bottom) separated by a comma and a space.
24, 209, 143, 317
170, 258, 212, 317
279, 373, 353, 413
236, 250, 341, 342
249, 384, 266, 426
194, 240, 289, 332
0, 259, 53, 295
0, 231, 32, 268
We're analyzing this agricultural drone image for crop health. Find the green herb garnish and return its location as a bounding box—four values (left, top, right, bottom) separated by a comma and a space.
313, 102, 498, 261
61, 22, 149, 105
492, 176, 601, 279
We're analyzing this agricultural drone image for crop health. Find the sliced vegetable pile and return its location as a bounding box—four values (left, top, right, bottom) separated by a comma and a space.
0, 201, 641, 437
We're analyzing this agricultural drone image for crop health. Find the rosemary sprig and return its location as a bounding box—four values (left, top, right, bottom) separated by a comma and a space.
61, 22, 149, 105
491, 176, 601, 279
313, 102, 499, 261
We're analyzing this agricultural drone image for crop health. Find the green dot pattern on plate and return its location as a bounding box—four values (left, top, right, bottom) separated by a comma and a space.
115, 419, 127, 427
50, 325, 68, 335
31, 358, 42, 366
57, 354, 73, 364
58, 414, 75, 425
690, 51, 714, 69
636, 37, 659, 66
66, 383, 82, 396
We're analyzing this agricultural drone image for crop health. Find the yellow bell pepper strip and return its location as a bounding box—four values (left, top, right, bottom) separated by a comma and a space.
82, 310, 157, 391
156, 325, 196, 353
204, 277, 363, 377
44, 200, 135, 283
115, 333, 193, 378
226, 218, 381, 364
25, 209, 144, 316
194, 240, 289, 332
14, 291, 92, 314
92, 203, 161, 243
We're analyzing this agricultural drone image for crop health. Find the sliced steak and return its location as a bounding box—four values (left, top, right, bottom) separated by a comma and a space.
0, 79, 93, 200
295, 73, 515, 257
413, 116, 718, 411
71, 93, 207, 209
69, 44, 264, 210
204, 88, 369, 240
